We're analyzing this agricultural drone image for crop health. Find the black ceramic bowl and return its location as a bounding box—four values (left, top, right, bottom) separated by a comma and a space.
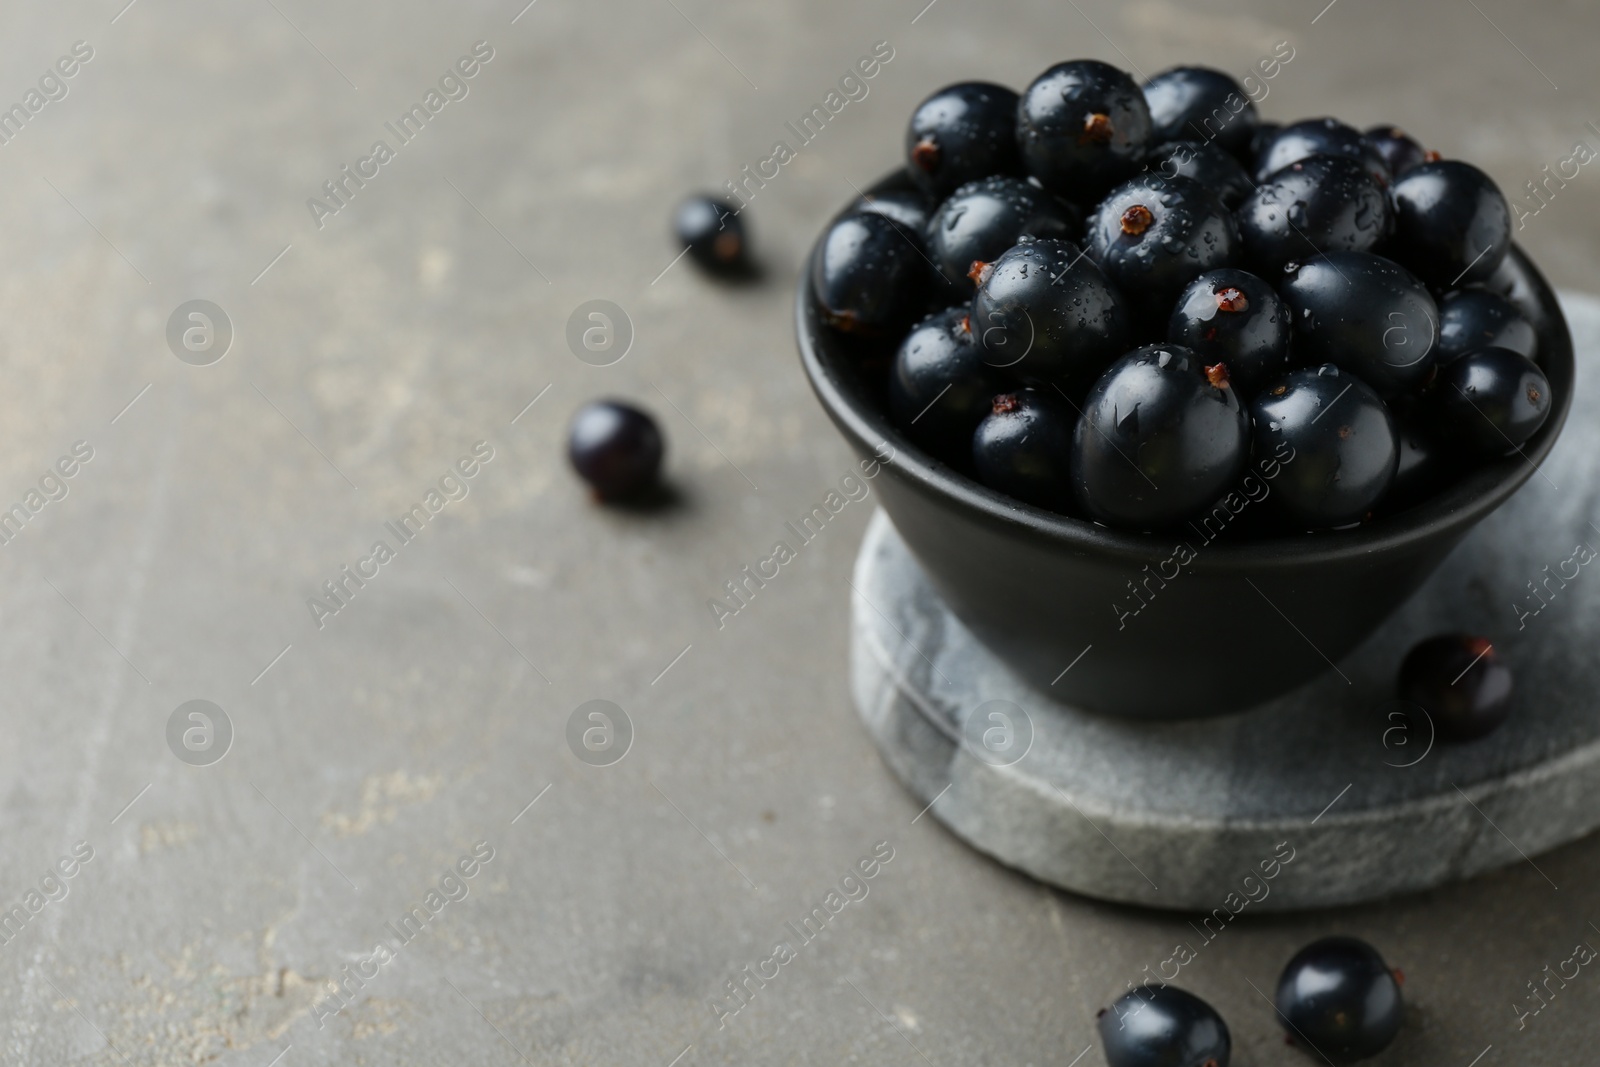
798, 172, 1574, 719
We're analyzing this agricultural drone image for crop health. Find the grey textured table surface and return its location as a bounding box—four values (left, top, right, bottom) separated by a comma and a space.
1, 1, 1598, 1065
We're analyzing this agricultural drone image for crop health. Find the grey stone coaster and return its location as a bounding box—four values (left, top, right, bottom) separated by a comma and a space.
850, 292, 1600, 912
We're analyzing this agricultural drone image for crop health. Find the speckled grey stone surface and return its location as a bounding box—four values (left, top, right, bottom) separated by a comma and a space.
851, 294, 1600, 911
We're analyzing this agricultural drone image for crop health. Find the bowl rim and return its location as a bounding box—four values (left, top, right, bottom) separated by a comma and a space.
796, 171, 1576, 571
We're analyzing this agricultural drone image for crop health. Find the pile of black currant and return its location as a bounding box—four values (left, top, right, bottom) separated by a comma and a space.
811, 61, 1556, 533
1099, 935, 1404, 1065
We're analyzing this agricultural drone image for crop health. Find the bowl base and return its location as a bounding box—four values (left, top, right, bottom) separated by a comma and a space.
851, 307, 1600, 913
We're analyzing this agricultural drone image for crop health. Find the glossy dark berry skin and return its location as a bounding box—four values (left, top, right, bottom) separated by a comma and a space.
1277, 252, 1439, 398
1384, 417, 1454, 512
1145, 140, 1253, 209
1388, 161, 1512, 287
1017, 60, 1152, 203
675, 195, 746, 272
1085, 173, 1239, 318
1235, 156, 1391, 275
1072, 345, 1250, 529
1250, 365, 1398, 529
971, 389, 1076, 513
889, 307, 1007, 463
1247, 121, 1281, 167
970, 238, 1131, 385
1364, 125, 1430, 178
848, 188, 937, 236
1097, 984, 1231, 1067
568, 400, 665, 500
1399, 634, 1514, 741
1141, 65, 1258, 158
812, 211, 929, 336
1437, 288, 1537, 363
1167, 268, 1290, 394
927, 177, 1080, 291
906, 81, 1021, 199
1254, 118, 1390, 187
1275, 937, 1403, 1062
1425, 346, 1551, 457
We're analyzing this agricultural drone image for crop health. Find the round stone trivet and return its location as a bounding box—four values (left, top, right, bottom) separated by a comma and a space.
850, 292, 1600, 912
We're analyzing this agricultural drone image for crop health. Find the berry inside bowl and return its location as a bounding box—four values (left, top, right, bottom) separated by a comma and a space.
796, 170, 1573, 720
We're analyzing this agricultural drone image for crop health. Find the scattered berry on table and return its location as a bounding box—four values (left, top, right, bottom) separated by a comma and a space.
1097, 984, 1231, 1067
674, 195, 747, 273
1275, 936, 1404, 1061
568, 400, 665, 501
1398, 634, 1514, 741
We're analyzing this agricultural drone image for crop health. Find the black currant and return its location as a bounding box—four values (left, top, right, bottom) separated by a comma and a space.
1141, 65, 1259, 158
889, 307, 1006, 463
848, 187, 937, 236
927, 177, 1080, 292
674, 195, 747, 273
906, 81, 1022, 199
1277, 252, 1439, 398
1072, 344, 1250, 529
1085, 173, 1239, 318
812, 211, 929, 336
1275, 936, 1403, 1062
1398, 634, 1513, 741
1254, 118, 1390, 186
1145, 139, 1254, 209
1235, 155, 1391, 275
1384, 416, 1455, 512
969, 238, 1131, 385
1424, 346, 1551, 457
1363, 125, 1432, 178
1437, 288, 1537, 363
1388, 161, 1512, 288
1017, 59, 1152, 203
971, 388, 1076, 513
1250, 365, 1398, 529
1167, 268, 1290, 394
568, 400, 665, 501
1097, 984, 1231, 1067
1247, 120, 1282, 168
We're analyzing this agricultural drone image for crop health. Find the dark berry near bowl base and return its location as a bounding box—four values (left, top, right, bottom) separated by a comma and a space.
889, 307, 1007, 463
1097, 984, 1231, 1067
905, 81, 1021, 199
1144, 139, 1253, 209
674, 195, 746, 272
1277, 252, 1439, 398
1399, 634, 1514, 741
1167, 268, 1290, 394
970, 238, 1131, 385
1425, 346, 1551, 457
1235, 155, 1392, 275
1017, 59, 1152, 203
1071, 344, 1250, 529
1250, 365, 1398, 529
568, 400, 665, 501
1085, 173, 1240, 318
1141, 65, 1259, 158
1438, 288, 1537, 363
812, 211, 929, 336
848, 187, 937, 235
971, 389, 1077, 513
1389, 161, 1512, 287
927, 177, 1080, 291
1276, 936, 1403, 1061
1254, 117, 1390, 186
1364, 125, 1430, 178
